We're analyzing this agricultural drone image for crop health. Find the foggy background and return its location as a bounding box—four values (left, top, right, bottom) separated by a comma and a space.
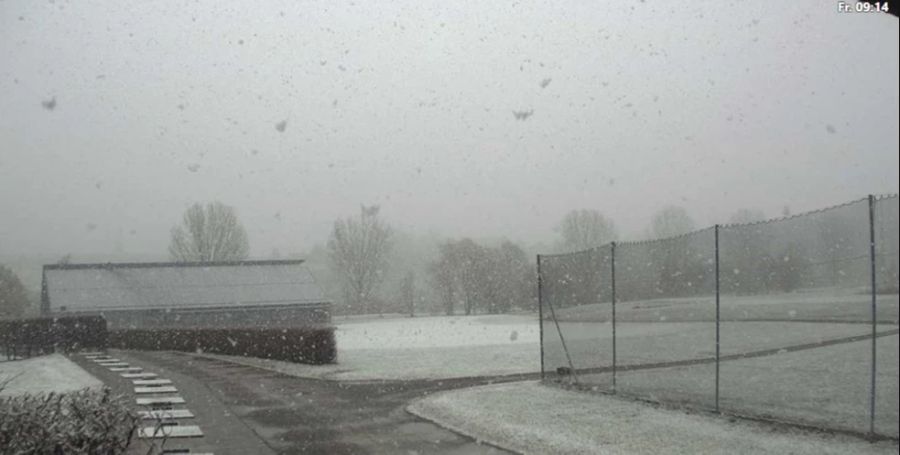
1, 0, 898, 295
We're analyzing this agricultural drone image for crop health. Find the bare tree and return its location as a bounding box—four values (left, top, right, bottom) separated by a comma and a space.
429, 243, 458, 315
483, 241, 531, 314
722, 209, 769, 294
328, 205, 393, 315
453, 239, 486, 315
0, 265, 29, 318
650, 205, 695, 239
558, 209, 617, 252
429, 239, 532, 315
399, 271, 416, 317
168, 202, 249, 262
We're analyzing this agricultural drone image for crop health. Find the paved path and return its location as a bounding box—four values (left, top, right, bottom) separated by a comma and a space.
75, 350, 509, 454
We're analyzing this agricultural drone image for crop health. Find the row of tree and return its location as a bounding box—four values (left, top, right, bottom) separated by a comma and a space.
429, 239, 532, 315
6, 198, 878, 319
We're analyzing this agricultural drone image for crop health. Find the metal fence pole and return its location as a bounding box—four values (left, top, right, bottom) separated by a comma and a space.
611, 242, 617, 392
537, 254, 545, 381
867, 195, 877, 436
715, 224, 721, 413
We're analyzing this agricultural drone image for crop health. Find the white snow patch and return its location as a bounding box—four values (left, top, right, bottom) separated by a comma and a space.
336, 314, 539, 349
408, 381, 898, 455
0, 354, 103, 396
201, 314, 540, 380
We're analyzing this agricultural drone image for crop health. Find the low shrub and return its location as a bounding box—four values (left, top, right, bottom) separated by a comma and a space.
1, 316, 107, 358
0, 387, 138, 454
109, 326, 337, 364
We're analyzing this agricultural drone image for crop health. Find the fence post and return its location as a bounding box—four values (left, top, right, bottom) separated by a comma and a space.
537, 254, 545, 381
611, 242, 617, 392
714, 224, 721, 413
867, 195, 877, 436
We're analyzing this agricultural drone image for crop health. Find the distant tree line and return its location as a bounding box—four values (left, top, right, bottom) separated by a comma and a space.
428, 239, 533, 316
143, 198, 888, 317
0, 265, 29, 318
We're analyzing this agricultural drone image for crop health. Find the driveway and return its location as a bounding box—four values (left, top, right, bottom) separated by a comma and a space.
74, 350, 511, 454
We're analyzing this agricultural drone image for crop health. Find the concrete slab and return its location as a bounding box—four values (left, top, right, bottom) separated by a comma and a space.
133, 379, 172, 386
138, 409, 195, 420
138, 424, 204, 438
121, 372, 157, 378
136, 396, 186, 406
135, 386, 178, 394
110, 366, 142, 372
93, 358, 121, 363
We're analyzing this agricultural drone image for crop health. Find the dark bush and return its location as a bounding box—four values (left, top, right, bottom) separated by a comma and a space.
0, 387, 138, 454
1, 316, 107, 359
108, 326, 337, 364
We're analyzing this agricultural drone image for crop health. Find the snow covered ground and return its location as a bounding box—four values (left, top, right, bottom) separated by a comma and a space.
0, 354, 103, 396
573, 335, 899, 437
554, 289, 899, 323
407, 381, 899, 455
203, 314, 540, 380
542, 320, 891, 370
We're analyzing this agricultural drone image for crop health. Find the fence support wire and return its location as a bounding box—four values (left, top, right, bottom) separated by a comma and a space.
541, 254, 580, 384
611, 242, 617, 392
537, 255, 545, 381
868, 195, 877, 437
715, 224, 721, 413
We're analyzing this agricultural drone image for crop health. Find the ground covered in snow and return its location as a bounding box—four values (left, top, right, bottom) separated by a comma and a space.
0, 354, 103, 396
203, 314, 540, 380
574, 335, 899, 437
407, 381, 899, 455
554, 289, 899, 324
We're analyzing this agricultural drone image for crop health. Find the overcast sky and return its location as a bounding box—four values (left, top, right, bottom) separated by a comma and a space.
1, 0, 897, 260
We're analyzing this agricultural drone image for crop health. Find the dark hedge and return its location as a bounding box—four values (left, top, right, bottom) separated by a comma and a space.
1, 316, 107, 358
108, 326, 336, 364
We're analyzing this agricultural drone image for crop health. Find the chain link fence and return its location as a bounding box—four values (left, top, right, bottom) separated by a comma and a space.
538, 195, 899, 439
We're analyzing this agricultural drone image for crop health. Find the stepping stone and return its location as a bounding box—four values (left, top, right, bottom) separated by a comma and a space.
81, 351, 105, 356
138, 424, 203, 439
136, 396, 185, 406
104, 363, 130, 368
135, 386, 178, 394
111, 367, 142, 372
122, 372, 156, 379
138, 409, 195, 420
93, 358, 118, 363
133, 379, 172, 386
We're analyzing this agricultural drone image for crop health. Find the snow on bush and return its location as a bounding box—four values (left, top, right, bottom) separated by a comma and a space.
0, 387, 138, 454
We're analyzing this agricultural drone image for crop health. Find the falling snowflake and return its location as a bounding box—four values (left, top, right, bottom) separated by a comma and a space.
41, 97, 57, 110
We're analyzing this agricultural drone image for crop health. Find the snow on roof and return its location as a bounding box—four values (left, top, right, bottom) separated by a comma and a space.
42, 260, 328, 312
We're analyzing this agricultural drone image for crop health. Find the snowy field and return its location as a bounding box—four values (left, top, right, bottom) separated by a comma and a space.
407, 381, 899, 455
575, 335, 899, 437
542, 320, 894, 369
554, 289, 899, 323
0, 354, 103, 396
205, 314, 541, 381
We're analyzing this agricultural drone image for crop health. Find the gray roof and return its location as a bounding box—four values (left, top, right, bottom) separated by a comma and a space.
42, 260, 328, 312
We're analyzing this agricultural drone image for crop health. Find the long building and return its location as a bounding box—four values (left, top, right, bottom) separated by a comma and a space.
41, 259, 331, 329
